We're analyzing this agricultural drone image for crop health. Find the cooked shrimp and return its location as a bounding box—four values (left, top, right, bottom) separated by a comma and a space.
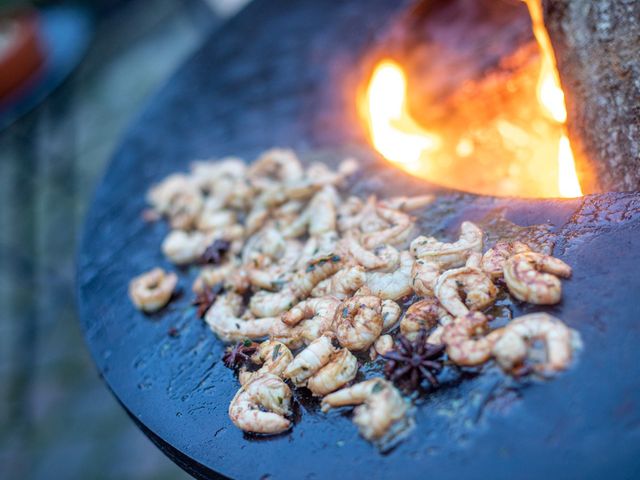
340, 236, 400, 271
269, 316, 325, 349
146, 174, 197, 214
311, 266, 366, 299
400, 298, 451, 340
282, 296, 341, 330
379, 195, 435, 212
334, 295, 383, 351
361, 207, 415, 249
196, 202, 237, 232
435, 266, 498, 317
283, 335, 337, 386
284, 158, 357, 200
239, 341, 293, 385
283, 186, 339, 238
410, 221, 483, 269
411, 259, 440, 296
504, 251, 572, 305
161, 230, 207, 265
492, 313, 577, 373
381, 299, 402, 332
205, 292, 274, 342
373, 335, 395, 356
365, 251, 414, 300
481, 241, 531, 280
248, 148, 304, 184
228, 374, 292, 434
441, 312, 502, 366
321, 379, 410, 442
128, 268, 177, 313
192, 260, 239, 293
249, 253, 343, 317
307, 348, 359, 396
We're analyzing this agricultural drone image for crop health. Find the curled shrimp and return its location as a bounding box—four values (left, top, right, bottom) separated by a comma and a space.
282, 296, 341, 332
373, 334, 395, 357
128, 268, 177, 313
435, 266, 498, 317
248, 148, 304, 184
364, 251, 414, 300
283, 335, 337, 386
228, 373, 292, 434
196, 203, 237, 232
270, 317, 325, 349
311, 266, 366, 299
381, 299, 402, 332
411, 258, 440, 296
307, 348, 359, 396
249, 253, 344, 317
161, 230, 207, 265
504, 251, 572, 305
340, 236, 400, 271
441, 312, 503, 366
361, 206, 415, 249
400, 298, 451, 340
481, 241, 531, 280
282, 186, 339, 238
410, 221, 483, 269
239, 341, 293, 385
192, 260, 239, 293
321, 379, 410, 442
205, 292, 274, 342
492, 313, 578, 374
334, 295, 383, 351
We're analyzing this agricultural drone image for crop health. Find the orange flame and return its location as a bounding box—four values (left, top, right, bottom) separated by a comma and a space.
526, 0, 582, 197
360, 1, 582, 198
362, 60, 441, 174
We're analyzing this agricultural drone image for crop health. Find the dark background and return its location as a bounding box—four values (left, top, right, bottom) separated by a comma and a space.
0, 1, 247, 478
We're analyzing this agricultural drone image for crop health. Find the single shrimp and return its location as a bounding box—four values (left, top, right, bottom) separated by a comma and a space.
492, 313, 578, 374
205, 292, 275, 342
161, 230, 207, 265
503, 251, 572, 305
192, 260, 240, 293
239, 341, 293, 385
361, 206, 415, 249
365, 251, 414, 300
249, 253, 343, 317
434, 266, 498, 317
283, 335, 337, 386
282, 186, 339, 238
381, 299, 402, 332
311, 266, 366, 299
400, 298, 451, 340
196, 203, 237, 232
282, 296, 341, 330
334, 295, 383, 351
128, 268, 177, 313
373, 334, 395, 357
247, 148, 304, 184
340, 236, 400, 271
410, 221, 483, 269
411, 258, 440, 296
321, 379, 410, 442
228, 373, 292, 434
481, 241, 531, 280
441, 312, 503, 366
307, 348, 359, 396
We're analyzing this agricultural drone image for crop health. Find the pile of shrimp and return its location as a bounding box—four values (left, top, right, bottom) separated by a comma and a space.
129, 148, 582, 444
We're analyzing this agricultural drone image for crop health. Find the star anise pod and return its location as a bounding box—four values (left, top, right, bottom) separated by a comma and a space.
222, 340, 258, 370
381, 329, 445, 390
192, 282, 223, 318
201, 239, 231, 264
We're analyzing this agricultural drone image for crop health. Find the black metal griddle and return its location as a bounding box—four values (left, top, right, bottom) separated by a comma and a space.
77, 1, 640, 478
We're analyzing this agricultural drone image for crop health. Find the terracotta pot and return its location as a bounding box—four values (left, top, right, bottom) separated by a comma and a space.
0, 11, 45, 100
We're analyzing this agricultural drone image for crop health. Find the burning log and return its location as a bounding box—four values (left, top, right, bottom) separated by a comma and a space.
541, 0, 640, 193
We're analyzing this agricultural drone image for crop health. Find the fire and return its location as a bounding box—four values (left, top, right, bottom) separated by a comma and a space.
362, 60, 441, 174
360, 1, 582, 198
526, 0, 582, 197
